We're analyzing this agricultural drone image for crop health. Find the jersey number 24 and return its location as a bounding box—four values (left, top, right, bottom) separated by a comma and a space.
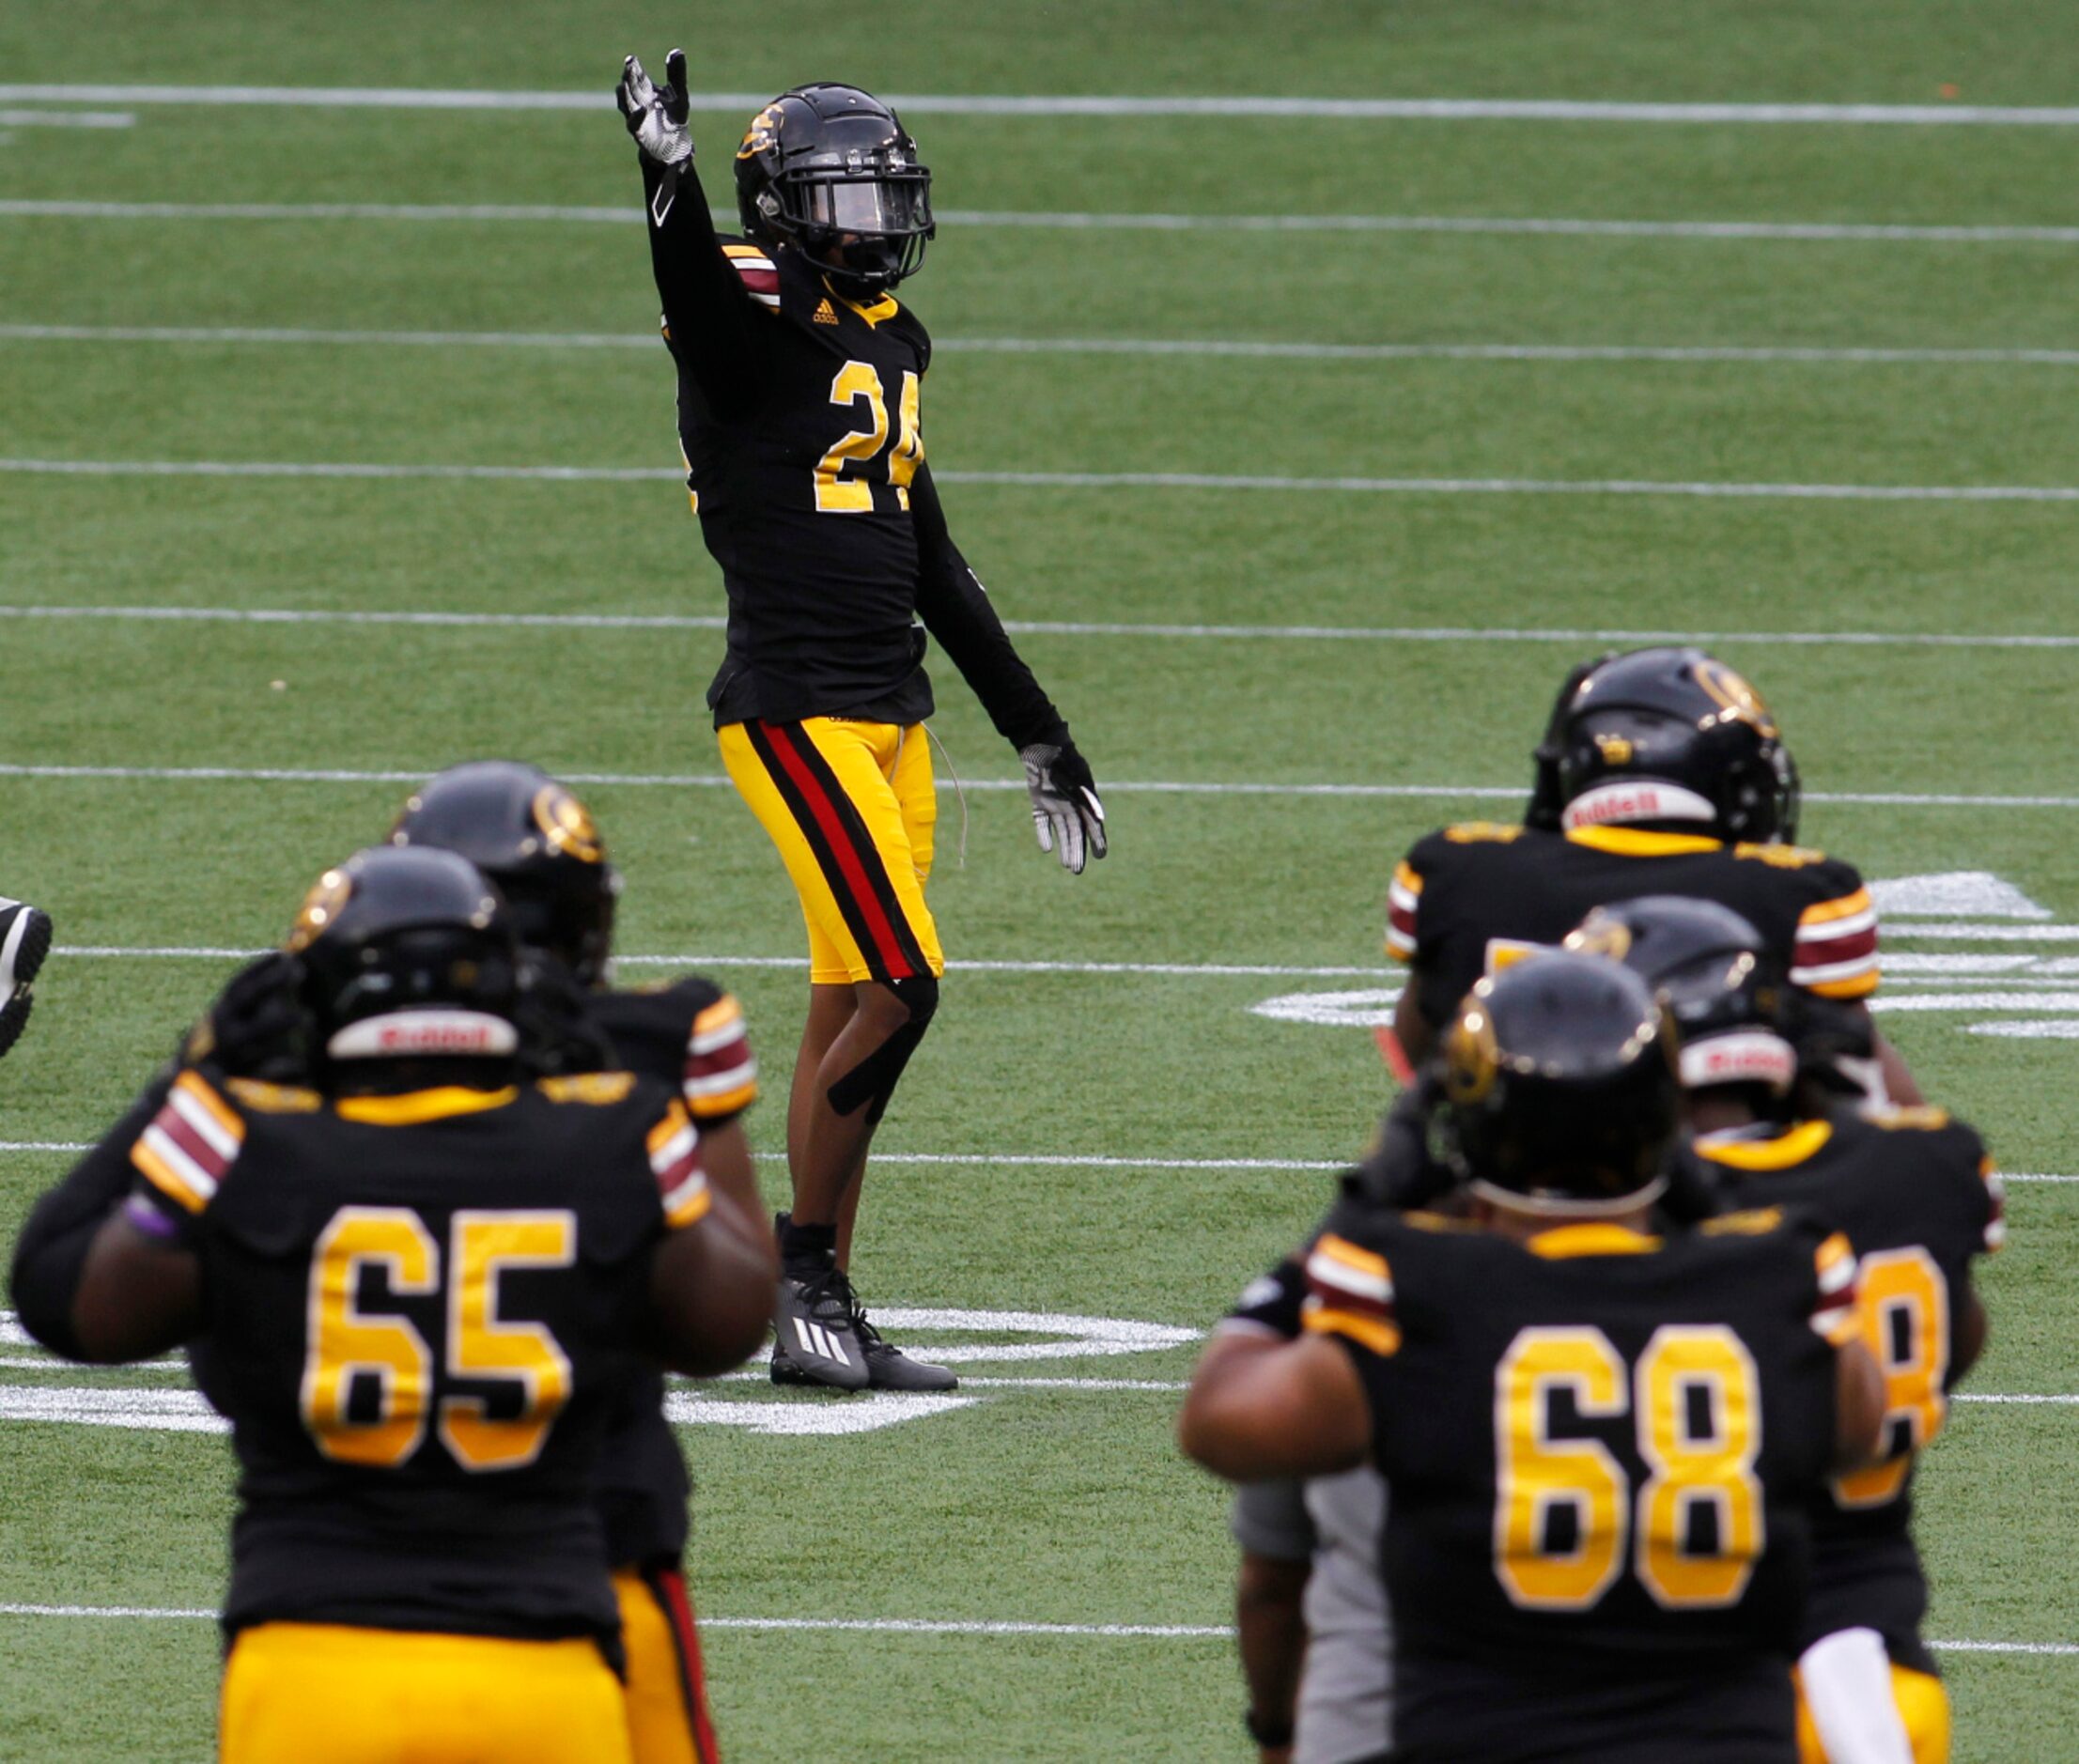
815, 362, 923, 514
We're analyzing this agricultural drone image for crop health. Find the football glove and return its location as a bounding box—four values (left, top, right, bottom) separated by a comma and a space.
616, 49, 693, 166
1019, 740, 1108, 874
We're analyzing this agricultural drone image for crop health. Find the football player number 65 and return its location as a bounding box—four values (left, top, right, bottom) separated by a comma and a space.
299, 1205, 577, 1474
1494, 1323, 1763, 1612
815, 361, 923, 514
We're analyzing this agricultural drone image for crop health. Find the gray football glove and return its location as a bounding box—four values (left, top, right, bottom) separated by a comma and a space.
1020, 741, 1108, 874
616, 49, 693, 166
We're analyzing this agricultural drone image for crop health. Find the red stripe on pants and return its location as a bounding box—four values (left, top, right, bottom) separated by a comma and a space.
652, 1567, 721, 1764
758, 722, 916, 980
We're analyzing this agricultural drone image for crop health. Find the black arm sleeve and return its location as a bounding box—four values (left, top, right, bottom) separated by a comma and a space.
638, 152, 767, 413
8, 1072, 173, 1359
910, 464, 1071, 750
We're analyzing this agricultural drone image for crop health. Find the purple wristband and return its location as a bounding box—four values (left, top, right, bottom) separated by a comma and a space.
123, 1193, 183, 1240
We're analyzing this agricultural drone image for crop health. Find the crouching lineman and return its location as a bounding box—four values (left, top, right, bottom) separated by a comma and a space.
1386, 645, 1919, 1105
8, 847, 774, 1763
1568, 896, 2001, 1763
1182, 952, 1885, 1764
390, 759, 768, 1764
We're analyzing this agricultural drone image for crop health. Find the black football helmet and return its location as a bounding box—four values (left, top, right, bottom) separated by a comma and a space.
1565, 896, 1798, 1099
286, 846, 520, 1068
1439, 952, 1679, 1213
390, 762, 619, 986
1544, 646, 1800, 843
735, 84, 933, 293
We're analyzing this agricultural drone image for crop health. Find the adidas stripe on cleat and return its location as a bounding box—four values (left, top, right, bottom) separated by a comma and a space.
0, 899, 51, 1060
772, 1263, 870, 1391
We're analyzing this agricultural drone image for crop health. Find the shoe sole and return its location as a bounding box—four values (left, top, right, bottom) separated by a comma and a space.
769, 1354, 868, 1392
0, 908, 51, 1060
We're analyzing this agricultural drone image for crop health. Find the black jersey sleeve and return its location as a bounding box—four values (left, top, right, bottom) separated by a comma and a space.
909, 464, 1070, 750
639, 153, 768, 414
589, 979, 760, 1126
8, 1070, 176, 1357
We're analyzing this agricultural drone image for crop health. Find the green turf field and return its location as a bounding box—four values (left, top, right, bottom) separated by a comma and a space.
4, 4, 2079, 1758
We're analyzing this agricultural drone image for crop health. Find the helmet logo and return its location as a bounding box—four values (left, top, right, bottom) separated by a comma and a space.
1565, 913, 1633, 963
1444, 1003, 1501, 1106
1693, 659, 1779, 737
738, 102, 784, 160
1594, 732, 1635, 766
532, 785, 603, 863
287, 867, 352, 952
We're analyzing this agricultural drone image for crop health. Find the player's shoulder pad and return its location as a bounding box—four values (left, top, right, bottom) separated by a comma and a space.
130, 1067, 249, 1217
1865, 1106, 2004, 1246
535, 1071, 641, 1107
223, 1077, 322, 1114
718, 235, 781, 313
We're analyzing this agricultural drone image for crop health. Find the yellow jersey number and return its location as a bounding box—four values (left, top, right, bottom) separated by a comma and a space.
815, 361, 923, 513
299, 1205, 577, 1474
1831, 1246, 1949, 1509
1495, 1323, 1764, 1612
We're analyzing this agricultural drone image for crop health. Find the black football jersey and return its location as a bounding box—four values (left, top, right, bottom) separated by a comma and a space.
126, 1067, 715, 1641
1695, 1109, 2002, 1669
635, 154, 1069, 750
1389, 823, 1877, 1032
1304, 1208, 1857, 1763
582, 979, 760, 1568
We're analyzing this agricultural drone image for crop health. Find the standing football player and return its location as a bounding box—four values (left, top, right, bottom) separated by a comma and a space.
390, 759, 766, 1764
1385, 646, 1919, 1106
8, 847, 775, 1762
1182, 953, 1885, 1763
1568, 896, 1999, 1764
0, 895, 52, 1058
615, 52, 1107, 1393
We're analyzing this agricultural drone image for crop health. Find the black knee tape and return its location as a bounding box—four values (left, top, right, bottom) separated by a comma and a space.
827, 975, 939, 1122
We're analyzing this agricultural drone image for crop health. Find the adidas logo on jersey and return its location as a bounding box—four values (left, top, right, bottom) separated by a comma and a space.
813, 298, 840, 326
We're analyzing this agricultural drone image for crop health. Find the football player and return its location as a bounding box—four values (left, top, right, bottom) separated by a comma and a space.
1386, 646, 1919, 1106
0, 895, 52, 1058
1568, 895, 2000, 1764
1182, 952, 1885, 1764
614, 51, 1107, 1393
389, 759, 765, 1764
9, 846, 776, 1762
1227, 1470, 1391, 1764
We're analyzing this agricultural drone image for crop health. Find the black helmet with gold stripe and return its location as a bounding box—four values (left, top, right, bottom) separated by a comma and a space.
1440, 952, 1679, 1213
1544, 646, 1800, 843
391, 762, 621, 987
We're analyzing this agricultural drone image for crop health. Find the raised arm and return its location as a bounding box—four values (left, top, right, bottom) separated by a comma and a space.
910, 464, 1109, 873
617, 50, 768, 413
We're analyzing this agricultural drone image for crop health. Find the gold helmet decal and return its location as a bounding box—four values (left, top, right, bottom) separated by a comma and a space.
1693, 658, 1779, 738
532, 784, 604, 864
287, 866, 352, 953
1444, 998, 1502, 1106
737, 101, 784, 160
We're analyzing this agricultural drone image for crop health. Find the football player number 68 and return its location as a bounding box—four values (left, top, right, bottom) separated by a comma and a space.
299, 1205, 578, 1474
1494, 1323, 1764, 1612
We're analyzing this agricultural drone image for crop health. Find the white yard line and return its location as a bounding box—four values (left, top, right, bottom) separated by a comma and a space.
5, 763, 2078, 811
17, 323, 2079, 369
14, 198, 2079, 245
0, 109, 131, 129
5, 603, 2079, 652
0, 1602, 2064, 1651
19, 456, 2079, 504
13, 85, 2079, 126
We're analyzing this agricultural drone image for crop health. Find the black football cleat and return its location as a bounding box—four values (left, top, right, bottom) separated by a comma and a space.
852, 1305, 958, 1392
771, 1261, 870, 1391
0, 899, 52, 1060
